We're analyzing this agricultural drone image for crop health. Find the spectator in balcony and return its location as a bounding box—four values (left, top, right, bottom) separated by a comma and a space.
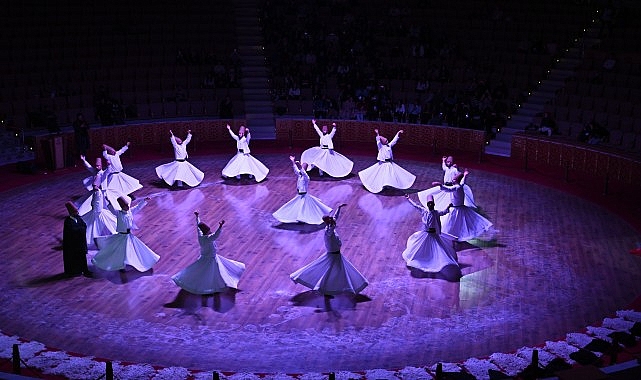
407, 100, 421, 124
313, 95, 329, 119
599, 0, 616, 37
288, 83, 301, 100
415, 78, 429, 94
579, 121, 610, 145
355, 98, 367, 121
602, 52, 617, 72
394, 100, 406, 123
538, 112, 558, 136
339, 96, 355, 120
73, 113, 90, 157
213, 60, 227, 86
172, 212, 245, 295
336, 61, 350, 85
202, 73, 216, 89
578, 122, 595, 143
219, 96, 234, 119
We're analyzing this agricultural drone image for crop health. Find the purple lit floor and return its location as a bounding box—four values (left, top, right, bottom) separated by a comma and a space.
1, 152, 640, 373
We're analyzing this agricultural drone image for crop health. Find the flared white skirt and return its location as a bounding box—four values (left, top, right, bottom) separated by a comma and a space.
172, 254, 246, 294
76, 191, 97, 216
272, 193, 333, 225
222, 153, 269, 182
82, 210, 117, 249
358, 161, 416, 193
417, 184, 477, 210
105, 172, 143, 196
441, 206, 493, 241
155, 160, 205, 187
402, 231, 461, 280
290, 252, 368, 294
93, 233, 160, 272
300, 147, 354, 178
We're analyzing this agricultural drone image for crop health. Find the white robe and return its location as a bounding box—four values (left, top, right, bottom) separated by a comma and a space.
401, 198, 461, 280
300, 124, 353, 178
81, 189, 117, 249
92, 200, 160, 272
172, 218, 246, 294
221, 130, 269, 182
76, 158, 109, 216
103, 145, 143, 199
358, 133, 416, 193
290, 208, 368, 294
430, 161, 477, 209
273, 162, 332, 224
155, 133, 204, 187
437, 178, 492, 241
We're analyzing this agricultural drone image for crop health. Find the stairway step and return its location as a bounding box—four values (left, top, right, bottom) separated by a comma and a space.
246, 105, 273, 113
527, 94, 551, 105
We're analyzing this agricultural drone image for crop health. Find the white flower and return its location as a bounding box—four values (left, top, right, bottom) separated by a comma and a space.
489, 352, 529, 376
585, 326, 616, 341
333, 370, 364, 379
0, 334, 21, 358
462, 357, 500, 380
14, 341, 47, 360
191, 371, 222, 380
153, 366, 191, 379
616, 310, 641, 323
298, 372, 330, 380
544, 340, 578, 364
428, 362, 461, 373
364, 368, 398, 379
25, 350, 70, 372
112, 362, 157, 379
602, 317, 635, 331
262, 373, 297, 380
227, 372, 262, 380
47, 356, 105, 380
565, 332, 594, 348
397, 366, 433, 379
515, 346, 558, 367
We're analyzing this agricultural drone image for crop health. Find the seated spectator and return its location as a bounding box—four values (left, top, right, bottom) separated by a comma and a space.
602, 52, 617, 72
577, 122, 594, 143
407, 101, 421, 124
288, 84, 301, 100
577, 121, 609, 144
394, 100, 406, 122
538, 112, 557, 136
415, 78, 429, 94
589, 121, 610, 144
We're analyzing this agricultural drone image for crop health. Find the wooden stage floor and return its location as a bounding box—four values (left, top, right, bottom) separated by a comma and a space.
1, 150, 640, 374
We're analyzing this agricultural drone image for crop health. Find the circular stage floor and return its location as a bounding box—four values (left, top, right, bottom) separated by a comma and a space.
1, 152, 640, 373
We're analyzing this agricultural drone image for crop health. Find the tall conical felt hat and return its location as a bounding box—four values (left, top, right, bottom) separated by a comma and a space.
65, 201, 78, 214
